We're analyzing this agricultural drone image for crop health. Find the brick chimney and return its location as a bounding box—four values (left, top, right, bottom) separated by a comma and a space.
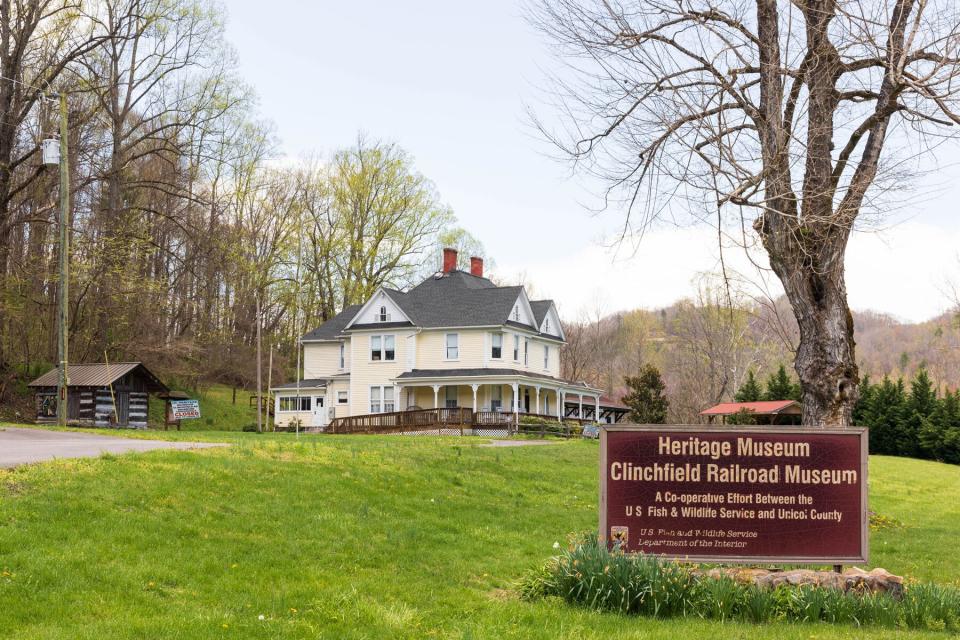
470, 256, 484, 277
442, 247, 458, 273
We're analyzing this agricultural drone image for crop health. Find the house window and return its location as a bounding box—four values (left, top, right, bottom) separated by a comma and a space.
491, 333, 502, 359
513, 334, 519, 360
339, 342, 345, 369
337, 391, 348, 404
543, 345, 550, 369
512, 305, 520, 321
445, 333, 459, 359
490, 386, 502, 411
524, 339, 529, 366
369, 385, 395, 413
279, 396, 311, 412
384, 386, 395, 412
544, 317, 551, 333
377, 305, 390, 322
370, 335, 395, 361
445, 385, 458, 408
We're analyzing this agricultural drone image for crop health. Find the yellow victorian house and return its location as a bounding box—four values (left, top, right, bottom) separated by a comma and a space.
271, 248, 627, 430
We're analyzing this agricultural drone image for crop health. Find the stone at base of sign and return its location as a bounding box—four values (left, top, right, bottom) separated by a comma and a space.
694, 567, 903, 598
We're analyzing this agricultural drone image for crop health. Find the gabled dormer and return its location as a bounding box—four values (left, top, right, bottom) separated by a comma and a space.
534, 301, 564, 341
506, 289, 537, 329
344, 288, 414, 330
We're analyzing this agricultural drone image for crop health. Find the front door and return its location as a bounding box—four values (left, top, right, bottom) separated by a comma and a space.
312, 396, 326, 427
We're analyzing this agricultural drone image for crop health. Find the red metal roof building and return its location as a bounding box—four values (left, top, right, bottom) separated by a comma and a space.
700, 400, 801, 425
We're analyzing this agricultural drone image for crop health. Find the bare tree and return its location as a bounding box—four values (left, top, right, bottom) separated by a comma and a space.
530, 0, 960, 425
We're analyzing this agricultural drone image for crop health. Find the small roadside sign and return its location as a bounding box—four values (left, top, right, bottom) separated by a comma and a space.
170, 399, 201, 420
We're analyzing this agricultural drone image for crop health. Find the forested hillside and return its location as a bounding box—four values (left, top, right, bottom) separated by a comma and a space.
0, 0, 483, 400
561, 287, 960, 423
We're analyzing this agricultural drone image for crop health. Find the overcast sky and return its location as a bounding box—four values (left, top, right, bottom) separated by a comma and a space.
223, 0, 960, 323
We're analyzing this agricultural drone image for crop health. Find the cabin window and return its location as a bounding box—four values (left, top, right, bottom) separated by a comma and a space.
513, 334, 519, 360
370, 385, 395, 413
370, 335, 395, 361
491, 333, 502, 359
377, 305, 390, 322
490, 386, 502, 411
445, 333, 459, 360
339, 343, 345, 369
445, 385, 458, 408
279, 396, 311, 412
337, 391, 348, 404
543, 345, 550, 369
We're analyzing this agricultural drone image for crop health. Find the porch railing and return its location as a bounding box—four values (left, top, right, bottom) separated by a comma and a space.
328, 407, 473, 434
326, 407, 599, 436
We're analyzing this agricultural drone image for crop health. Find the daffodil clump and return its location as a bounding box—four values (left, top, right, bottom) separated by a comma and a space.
518, 533, 960, 632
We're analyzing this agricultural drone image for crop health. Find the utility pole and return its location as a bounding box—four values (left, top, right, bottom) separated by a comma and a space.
266, 343, 273, 432
256, 292, 262, 433
56, 93, 70, 428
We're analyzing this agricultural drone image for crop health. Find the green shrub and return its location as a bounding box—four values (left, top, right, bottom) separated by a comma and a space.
522, 534, 960, 632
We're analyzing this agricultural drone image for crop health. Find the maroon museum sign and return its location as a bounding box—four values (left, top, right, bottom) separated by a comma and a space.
599, 426, 868, 564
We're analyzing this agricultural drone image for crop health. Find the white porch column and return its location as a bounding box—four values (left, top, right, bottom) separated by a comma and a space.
558, 390, 564, 421
432, 384, 441, 409
595, 395, 601, 423
471, 384, 479, 411
511, 382, 519, 413
578, 394, 583, 419
274, 394, 280, 419
534, 386, 541, 415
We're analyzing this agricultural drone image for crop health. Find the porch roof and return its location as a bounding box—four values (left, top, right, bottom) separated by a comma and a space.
271, 379, 327, 392
392, 368, 601, 394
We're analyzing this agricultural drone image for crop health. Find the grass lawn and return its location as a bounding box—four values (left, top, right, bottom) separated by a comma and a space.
146, 384, 261, 431
0, 428, 958, 639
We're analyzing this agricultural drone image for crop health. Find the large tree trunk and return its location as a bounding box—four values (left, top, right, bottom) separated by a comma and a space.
765, 231, 859, 426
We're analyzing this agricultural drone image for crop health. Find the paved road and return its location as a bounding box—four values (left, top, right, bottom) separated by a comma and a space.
0, 427, 225, 468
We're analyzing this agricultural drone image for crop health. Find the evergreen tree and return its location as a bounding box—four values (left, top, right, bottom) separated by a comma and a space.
852, 374, 873, 425
764, 364, 801, 401
900, 369, 937, 459
920, 389, 960, 462
735, 370, 763, 403
863, 376, 906, 455
622, 364, 669, 424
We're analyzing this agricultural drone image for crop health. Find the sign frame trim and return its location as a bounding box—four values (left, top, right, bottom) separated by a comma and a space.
598, 424, 869, 565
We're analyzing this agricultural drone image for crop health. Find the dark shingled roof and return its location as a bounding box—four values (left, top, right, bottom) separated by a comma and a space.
388, 271, 525, 328
394, 368, 592, 389
302, 271, 564, 340
301, 304, 362, 341
28, 362, 168, 392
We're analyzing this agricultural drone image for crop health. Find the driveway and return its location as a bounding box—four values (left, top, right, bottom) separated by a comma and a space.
0, 427, 225, 469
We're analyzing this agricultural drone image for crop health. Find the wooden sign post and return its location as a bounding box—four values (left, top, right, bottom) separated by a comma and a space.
599, 425, 868, 564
